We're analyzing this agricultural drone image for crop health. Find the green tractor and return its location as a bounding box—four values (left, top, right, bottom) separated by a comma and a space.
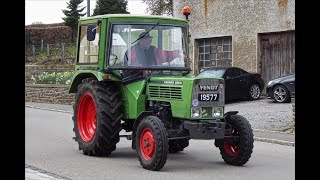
69, 8, 253, 171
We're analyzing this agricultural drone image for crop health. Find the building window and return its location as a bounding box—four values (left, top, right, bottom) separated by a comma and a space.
197, 36, 232, 69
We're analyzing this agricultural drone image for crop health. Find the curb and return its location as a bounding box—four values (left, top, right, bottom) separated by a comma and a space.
25, 105, 72, 114
25, 105, 295, 147
25, 164, 70, 180
254, 137, 294, 147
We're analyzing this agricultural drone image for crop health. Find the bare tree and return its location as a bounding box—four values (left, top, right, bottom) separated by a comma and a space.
142, 0, 172, 16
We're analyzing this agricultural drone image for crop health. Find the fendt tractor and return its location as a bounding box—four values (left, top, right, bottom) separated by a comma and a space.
69, 6, 254, 171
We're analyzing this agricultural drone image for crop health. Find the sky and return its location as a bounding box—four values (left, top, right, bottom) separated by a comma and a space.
25, 0, 148, 25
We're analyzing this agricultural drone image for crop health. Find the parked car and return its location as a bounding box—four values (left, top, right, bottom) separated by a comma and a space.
198, 67, 265, 101
266, 74, 295, 103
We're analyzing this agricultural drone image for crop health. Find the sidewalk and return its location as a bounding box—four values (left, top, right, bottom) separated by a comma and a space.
25, 102, 295, 146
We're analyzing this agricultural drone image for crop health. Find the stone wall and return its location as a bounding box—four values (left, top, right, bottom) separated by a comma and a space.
25, 84, 75, 105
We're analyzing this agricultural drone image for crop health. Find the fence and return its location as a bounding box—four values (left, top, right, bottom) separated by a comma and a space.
25, 43, 77, 64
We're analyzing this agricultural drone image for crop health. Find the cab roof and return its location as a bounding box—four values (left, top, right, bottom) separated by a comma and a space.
79, 14, 188, 23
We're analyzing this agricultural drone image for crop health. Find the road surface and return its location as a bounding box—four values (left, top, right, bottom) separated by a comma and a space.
26, 107, 295, 180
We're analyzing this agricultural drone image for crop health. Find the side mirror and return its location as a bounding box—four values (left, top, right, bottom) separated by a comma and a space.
87, 24, 98, 41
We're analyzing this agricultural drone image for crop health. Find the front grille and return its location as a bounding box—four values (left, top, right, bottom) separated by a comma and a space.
149, 86, 182, 100
193, 79, 224, 107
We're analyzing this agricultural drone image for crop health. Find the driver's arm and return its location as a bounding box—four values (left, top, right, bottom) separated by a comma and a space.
155, 48, 182, 63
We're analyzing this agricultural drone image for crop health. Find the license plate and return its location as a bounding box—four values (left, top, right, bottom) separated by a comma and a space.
198, 93, 219, 101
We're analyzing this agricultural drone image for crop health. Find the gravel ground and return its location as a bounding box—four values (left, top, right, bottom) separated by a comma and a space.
225, 97, 293, 131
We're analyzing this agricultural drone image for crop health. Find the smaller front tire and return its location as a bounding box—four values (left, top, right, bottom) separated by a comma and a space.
135, 116, 168, 171
216, 114, 254, 166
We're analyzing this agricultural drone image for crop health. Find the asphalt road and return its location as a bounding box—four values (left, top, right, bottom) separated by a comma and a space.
26, 107, 295, 180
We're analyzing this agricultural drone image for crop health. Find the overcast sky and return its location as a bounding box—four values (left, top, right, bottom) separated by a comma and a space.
25, 0, 148, 25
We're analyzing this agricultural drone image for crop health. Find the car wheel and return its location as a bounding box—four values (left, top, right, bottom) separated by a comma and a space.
273, 85, 290, 103
248, 83, 261, 100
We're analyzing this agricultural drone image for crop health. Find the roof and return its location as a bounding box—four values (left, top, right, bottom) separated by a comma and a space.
202, 67, 230, 70
79, 14, 188, 23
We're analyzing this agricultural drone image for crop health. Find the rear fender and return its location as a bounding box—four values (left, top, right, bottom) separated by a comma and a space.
69, 73, 97, 93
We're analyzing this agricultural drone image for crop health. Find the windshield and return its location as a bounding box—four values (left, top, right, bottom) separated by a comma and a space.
198, 69, 226, 78
108, 24, 188, 70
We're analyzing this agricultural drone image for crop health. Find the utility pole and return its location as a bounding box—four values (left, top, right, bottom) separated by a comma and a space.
87, 0, 90, 17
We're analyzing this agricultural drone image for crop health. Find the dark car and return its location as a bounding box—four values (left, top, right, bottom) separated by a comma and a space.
198, 67, 265, 101
266, 74, 295, 103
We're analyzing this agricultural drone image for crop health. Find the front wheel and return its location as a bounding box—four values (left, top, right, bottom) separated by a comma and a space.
135, 116, 168, 171
273, 85, 290, 103
216, 114, 254, 166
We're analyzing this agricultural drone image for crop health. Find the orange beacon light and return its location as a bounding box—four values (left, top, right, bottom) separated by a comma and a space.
183, 6, 191, 20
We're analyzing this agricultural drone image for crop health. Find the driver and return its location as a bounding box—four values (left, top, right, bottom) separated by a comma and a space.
124, 32, 182, 66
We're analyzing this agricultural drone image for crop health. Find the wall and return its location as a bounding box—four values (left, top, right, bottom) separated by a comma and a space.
25, 65, 75, 104
25, 84, 74, 105
173, 0, 295, 72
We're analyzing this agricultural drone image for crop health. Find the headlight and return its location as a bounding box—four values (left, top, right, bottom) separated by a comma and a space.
267, 80, 273, 86
212, 107, 223, 117
191, 107, 201, 118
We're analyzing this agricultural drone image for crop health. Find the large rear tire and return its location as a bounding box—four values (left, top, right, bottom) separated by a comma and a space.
168, 139, 189, 153
135, 116, 168, 171
73, 78, 122, 156
216, 115, 253, 166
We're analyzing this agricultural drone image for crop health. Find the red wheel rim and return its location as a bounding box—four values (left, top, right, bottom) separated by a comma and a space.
140, 128, 155, 160
224, 128, 240, 157
77, 92, 97, 142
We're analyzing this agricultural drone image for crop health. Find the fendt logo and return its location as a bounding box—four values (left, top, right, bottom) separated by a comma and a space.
199, 85, 219, 91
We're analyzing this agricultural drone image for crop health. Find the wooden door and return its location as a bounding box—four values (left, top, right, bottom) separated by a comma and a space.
260, 31, 295, 87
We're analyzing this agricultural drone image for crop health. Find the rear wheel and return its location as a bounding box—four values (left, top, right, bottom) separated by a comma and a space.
216, 115, 253, 166
248, 83, 261, 100
168, 139, 189, 153
273, 85, 290, 103
73, 78, 122, 156
136, 116, 168, 171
